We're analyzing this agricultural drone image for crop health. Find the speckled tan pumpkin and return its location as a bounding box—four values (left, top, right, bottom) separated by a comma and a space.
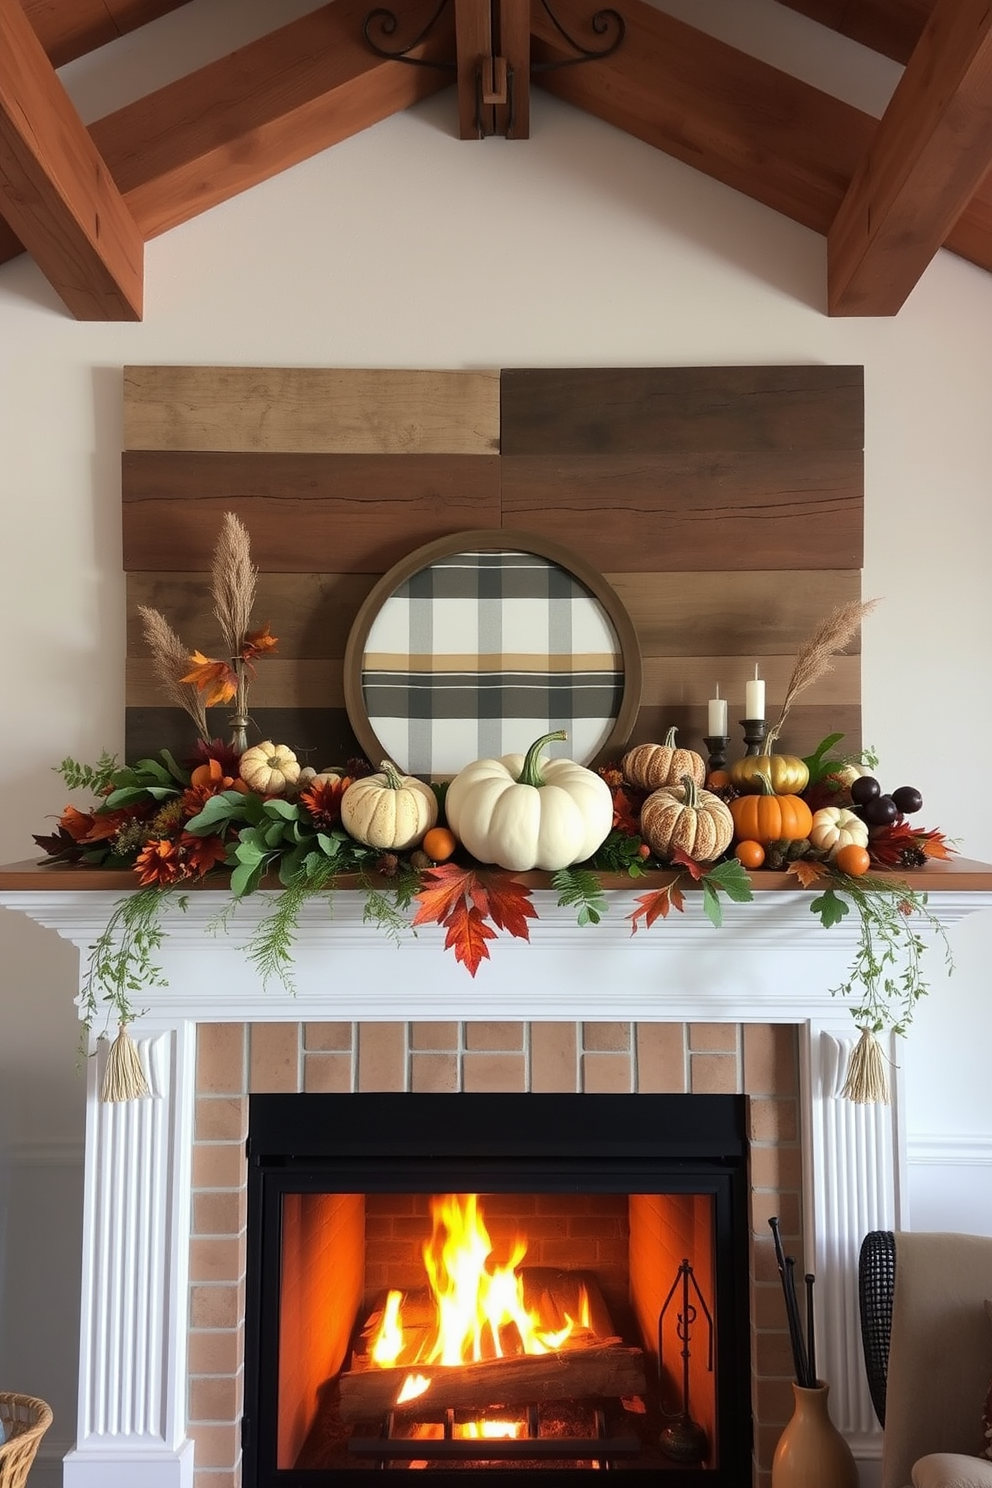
238, 741, 300, 795
621, 727, 706, 791
639, 775, 734, 863
339, 761, 437, 851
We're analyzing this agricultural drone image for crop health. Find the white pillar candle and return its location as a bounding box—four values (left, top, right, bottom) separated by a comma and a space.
745, 665, 765, 720
708, 688, 728, 736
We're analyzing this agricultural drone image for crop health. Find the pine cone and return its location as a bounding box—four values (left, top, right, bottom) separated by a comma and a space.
375, 852, 400, 877
899, 846, 928, 868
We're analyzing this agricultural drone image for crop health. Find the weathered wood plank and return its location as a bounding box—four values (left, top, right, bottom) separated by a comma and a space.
611, 570, 862, 654
124, 705, 362, 767
126, 572, 376, 659
123, 367, 500, 455
126, 657, 346, 708
500, 366, 864, 455
121, 452, 502, 571
501, 453, 863, 570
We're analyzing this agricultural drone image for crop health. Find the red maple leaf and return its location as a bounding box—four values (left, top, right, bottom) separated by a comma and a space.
670, 847, 708, 881
412, 864, 537, 975
412, 863, 479, 927
629, 880, 685, 932
476, 870, 538, 940
442, 901, 498, 976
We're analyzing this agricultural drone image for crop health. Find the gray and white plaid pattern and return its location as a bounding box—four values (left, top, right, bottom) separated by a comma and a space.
361, 549, 624, 776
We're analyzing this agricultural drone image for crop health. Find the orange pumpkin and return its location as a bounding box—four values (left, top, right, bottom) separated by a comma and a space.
729, 774, 813, 844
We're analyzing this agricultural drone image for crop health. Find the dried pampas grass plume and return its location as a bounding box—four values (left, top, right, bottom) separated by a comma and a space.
212, 511, 257, 659
768, 597, 880, 748
138, 604, 209, 741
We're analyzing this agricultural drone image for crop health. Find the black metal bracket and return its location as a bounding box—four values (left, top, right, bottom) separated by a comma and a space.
361, 0, 625, 76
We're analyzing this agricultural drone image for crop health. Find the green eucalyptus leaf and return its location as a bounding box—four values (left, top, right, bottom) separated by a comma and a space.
317, 833, 342, 859
230, 859, 266, 898
184, 792, 245, 833
263, 798, 300, 821
131, 758, 176, 785
104, 785, 176, 809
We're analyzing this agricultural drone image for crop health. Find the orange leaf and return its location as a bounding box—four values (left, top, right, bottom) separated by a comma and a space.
442, 900, 497, 977
788, 859, 829, 888
180, 652, 239, 706
477, 871, 538, 941
670, 847, 707, 881
411, 863, 480, 928
629, 881, 685, 932
921, 831, 956, 861
241, 623, 278, 660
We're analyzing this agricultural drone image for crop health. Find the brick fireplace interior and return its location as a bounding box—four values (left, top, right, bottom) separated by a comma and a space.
189, 1020, 803, 1488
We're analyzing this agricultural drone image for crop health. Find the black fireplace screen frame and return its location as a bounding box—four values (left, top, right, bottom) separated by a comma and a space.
242, 1092, 752, 1488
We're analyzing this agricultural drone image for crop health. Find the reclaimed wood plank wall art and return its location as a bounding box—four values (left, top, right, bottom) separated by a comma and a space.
122, 364, 865, 771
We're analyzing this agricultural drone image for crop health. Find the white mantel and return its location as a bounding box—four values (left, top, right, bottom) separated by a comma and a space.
2, 870, 991, 1488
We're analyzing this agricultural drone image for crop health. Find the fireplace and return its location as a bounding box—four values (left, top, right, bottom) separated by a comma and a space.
242, 1093, 752, 1485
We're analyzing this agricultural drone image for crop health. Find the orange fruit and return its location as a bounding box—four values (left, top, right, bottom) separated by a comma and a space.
834, 844, 871, 877
422, 826, 457, 862
707, 770, 731, 791
734, 840, 766, 870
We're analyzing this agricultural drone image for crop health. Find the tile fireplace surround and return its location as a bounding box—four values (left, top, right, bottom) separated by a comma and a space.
2, 867, 991, 1488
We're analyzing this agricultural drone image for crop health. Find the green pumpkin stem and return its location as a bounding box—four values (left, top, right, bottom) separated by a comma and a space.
517, 730, 568, 788
378, 760, 406, 791
680, 773, 700, 807
755, 769, 776, 796
663, 725, 679, 748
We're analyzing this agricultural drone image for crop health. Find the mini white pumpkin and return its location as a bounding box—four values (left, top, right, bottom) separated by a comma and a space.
444, 730, 613, 872
239, 741, 300, 795
809, 806, 869, 860
340, 762, 437, 851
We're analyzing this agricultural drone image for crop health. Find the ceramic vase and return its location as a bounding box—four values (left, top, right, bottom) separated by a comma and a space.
771, 1382, 859, 1488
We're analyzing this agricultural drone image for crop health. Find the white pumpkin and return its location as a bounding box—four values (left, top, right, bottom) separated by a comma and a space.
444, 730, 613, 872
239, 741, 300, 795
340, 762, 437, 851
810, 806, 869, 860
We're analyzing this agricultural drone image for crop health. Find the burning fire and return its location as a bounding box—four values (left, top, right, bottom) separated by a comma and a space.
368, 1193, 592, 1405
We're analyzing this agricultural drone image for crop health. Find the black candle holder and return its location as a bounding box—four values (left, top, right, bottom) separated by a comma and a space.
703, 736, 729, 775
740, 718, 767, 757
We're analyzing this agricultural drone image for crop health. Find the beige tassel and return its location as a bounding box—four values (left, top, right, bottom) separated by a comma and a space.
841, 1028, 890, 1104
100, 1024, 151, 1102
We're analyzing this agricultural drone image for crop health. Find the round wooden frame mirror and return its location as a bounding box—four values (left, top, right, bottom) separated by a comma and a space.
343, 529, 642, 778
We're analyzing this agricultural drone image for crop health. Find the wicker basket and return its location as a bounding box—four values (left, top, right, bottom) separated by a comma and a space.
0, 1394, 53, 1488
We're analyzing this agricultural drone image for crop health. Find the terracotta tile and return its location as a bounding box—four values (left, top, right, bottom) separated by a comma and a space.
748, 1097, 798, 1143
189, 1372, 242, 1423
195, 1097, 248, 1143
750, 1188, 801, 1238
192, 1143, 246, 1191
689, 1053, 739, 1094
411, 1022, 459, 1050
193, 1189, 246, 1238
303, 1053, 353, 1093
753, 1328, 799, 1379
755, 1376, 796, 1428
581, 1053, 632, 1093
743, 1024, 799, 1096
249, 1023, 301, 1093
465, 1022, 523, 1051
190, 1283, 244, 1331
462, 1053, 525, 1092
754, 1284, 798, 1333
689, 1022, 738, 1053
304, 1022, 353, 1052
196, 1025, 246, 1095
530, 1023, 578, 1092
188, 1328, 243, 1376
411, 1053, 460, 1092
749, 1143, 803, 1192
190, 1236, 245, 1285
358, 1022, 407, 1091
582, 1022, 630, 1052
635, 1024, 687, 1092
187, 1422, 239, 1470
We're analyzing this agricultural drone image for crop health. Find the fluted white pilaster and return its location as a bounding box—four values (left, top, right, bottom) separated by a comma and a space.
63, 1022, 196, 1488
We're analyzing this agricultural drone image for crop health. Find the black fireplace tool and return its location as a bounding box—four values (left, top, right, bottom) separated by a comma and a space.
769, 1216, 817, 1388
657, 1257, 713, 1463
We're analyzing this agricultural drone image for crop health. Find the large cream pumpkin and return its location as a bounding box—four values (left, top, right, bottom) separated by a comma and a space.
444, 730, 613, 872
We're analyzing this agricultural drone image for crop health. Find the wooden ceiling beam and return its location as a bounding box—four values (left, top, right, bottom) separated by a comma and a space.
0, 0, 143, 317
83, 0, 455, 240
771, 0, 934, 64
828, 0, 992, 315
21, 0, 195, 68
532, 0, 874, 235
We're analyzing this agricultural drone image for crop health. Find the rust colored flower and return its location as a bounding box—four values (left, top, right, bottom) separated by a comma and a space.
188, 738, 242, 775
135, 838, 183, 886
611, 785, 644, 837
180, 651, 239, 707
181, 832, 228, 877
300, 776, 349, 831
182, 757, 237, 815
240, 623, 278, 661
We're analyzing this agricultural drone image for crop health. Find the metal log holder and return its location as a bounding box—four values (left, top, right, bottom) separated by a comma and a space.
657, 1257, 714, 1465
349, 1402, 642, 1464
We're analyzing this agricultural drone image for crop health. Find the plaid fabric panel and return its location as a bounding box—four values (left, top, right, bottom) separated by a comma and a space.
362, 549, 624, 776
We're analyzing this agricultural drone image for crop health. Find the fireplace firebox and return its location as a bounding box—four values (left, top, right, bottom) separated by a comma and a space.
243, 1093, 752, 1486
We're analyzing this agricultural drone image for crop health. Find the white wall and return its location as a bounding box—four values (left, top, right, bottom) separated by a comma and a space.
2, 0, 991, 1471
